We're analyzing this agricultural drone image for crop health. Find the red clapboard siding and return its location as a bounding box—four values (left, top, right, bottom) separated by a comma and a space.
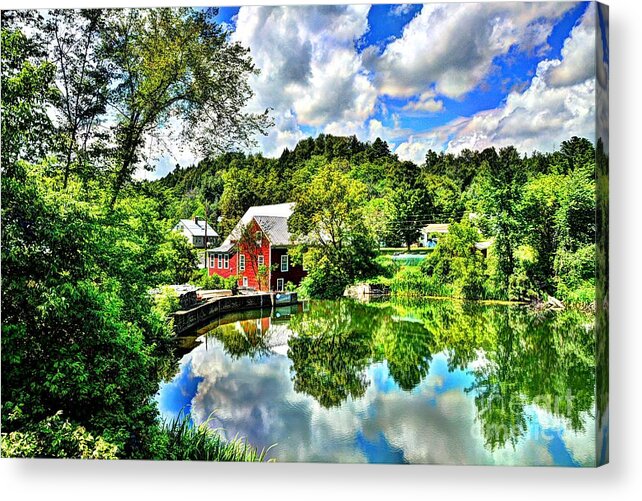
209, 217, 307, 291
270, 247, 306, 291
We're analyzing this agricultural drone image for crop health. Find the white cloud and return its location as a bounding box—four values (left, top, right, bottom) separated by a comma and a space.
372, 2, 575, 99
390, 4, 413, 17
548, 3, 596, 87
394, 4, 597, 159
395, 133, 447, 164
232, 5, 376, 157
402, 91, 444, 113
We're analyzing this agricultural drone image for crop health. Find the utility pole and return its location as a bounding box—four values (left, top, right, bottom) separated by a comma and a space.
204, 201, 208, 269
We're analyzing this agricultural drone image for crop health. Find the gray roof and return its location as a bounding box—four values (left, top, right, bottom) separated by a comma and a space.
211, 203, 294, 252
254, 216, 292, 246
176, 219, 218, 237
475, 239, 494, 251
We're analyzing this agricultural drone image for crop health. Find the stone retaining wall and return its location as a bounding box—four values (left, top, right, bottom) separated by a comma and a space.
171, 292, 298, 335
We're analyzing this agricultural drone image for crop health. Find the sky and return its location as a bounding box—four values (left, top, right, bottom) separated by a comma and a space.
151, 1, 598, 178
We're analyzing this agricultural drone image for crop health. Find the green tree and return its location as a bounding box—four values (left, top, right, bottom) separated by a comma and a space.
476, 147, 527, 294
1, 21, 60, 174
421, 219, 487, 299
100, 8, 270, 207
42, 9, 110, 187
289, 160, 377, 298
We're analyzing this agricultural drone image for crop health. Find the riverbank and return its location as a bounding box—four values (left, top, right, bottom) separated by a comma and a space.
345, 277, 594, 312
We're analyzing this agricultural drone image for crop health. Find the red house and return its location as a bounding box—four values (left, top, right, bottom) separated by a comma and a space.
208, 203, 306, 291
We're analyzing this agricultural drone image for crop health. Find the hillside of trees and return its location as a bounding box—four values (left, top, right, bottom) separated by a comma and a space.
149, 133, 601, 304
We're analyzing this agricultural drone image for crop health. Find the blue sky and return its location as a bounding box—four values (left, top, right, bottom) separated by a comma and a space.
152, 2, 597, 177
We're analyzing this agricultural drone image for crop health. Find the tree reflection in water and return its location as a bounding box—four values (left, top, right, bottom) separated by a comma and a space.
202, 298, 595, 452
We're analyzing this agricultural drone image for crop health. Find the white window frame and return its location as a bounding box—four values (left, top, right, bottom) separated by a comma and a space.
255, 231, 263, 244
239, 254, 246, 271
217, 254, 223, 269
224, 254, 229, 269
209, 253, 215, 268
280, 254, 289, 272
258, 255, 265, 267
242, 276, 248, 287
276, 278, 284, 292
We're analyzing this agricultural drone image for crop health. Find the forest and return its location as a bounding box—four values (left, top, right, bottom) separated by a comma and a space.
154, 132, 602, 305
1, 7, 603, 460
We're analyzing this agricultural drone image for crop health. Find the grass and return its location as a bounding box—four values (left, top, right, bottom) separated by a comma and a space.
389, 268, 453, 298
160, 415, 275, 462
379, 247, 435, 255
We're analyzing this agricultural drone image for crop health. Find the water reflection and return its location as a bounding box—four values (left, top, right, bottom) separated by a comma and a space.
157, 298, 596, 465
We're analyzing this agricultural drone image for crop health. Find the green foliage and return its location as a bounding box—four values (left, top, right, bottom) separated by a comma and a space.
289, 160, 378, 298
1, 23, 60, 173
154, 415, 272, 462
1, 165, 177, 456
152, 285, 181, 317
191, 268, 238, 290
390, 268, 452, 297
156, 231, 200, 284
420, 220, 489, 299
1, 411, 119, 459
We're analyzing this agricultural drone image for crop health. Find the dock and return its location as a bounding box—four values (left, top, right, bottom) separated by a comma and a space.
170, 291, 299, 335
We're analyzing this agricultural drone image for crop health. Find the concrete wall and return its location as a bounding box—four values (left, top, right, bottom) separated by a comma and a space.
171, 292, 298, 335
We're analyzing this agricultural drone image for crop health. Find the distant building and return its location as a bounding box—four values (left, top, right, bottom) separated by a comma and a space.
419, 222, 494, 256
208, 203, 306, 292
173, 217, 219, 248
419, 223, 449, 248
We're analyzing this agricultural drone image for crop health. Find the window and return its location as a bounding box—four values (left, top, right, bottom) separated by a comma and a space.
258, 255, 264, 267
217, 254, 223, 269
224, 254, 229, 269
209, 253, 215, 268
255, 231, 262, 244
276, 278, 284, 292
242, 276, 248, 287
280, 254, 289, 272
239, 254, 246, 271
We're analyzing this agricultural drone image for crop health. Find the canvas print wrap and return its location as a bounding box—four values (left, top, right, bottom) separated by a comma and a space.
0, 2, 609, 466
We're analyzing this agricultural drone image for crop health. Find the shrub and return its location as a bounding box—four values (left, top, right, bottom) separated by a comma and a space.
1, 411, 119, 459
152, 285, 181, 317
191, 268, 238, 290
391, 268, 452, 297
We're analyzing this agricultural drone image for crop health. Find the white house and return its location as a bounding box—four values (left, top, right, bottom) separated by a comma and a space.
173, 217, 219, 249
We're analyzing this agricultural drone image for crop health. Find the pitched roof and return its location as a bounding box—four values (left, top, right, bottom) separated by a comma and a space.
254, 216, 291, 246
422, 223, 450, 234
176, 219, 218, 237
211, 203, 294, 252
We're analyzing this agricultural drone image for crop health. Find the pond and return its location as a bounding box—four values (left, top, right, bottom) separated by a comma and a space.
157, 298, 598, 466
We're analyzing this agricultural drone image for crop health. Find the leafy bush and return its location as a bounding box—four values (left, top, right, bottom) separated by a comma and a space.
152, 285, 181, 317
297, 255, 349, 299
191, 268, 238, 290
391, 268, 452, 297
508, 245, 542, 301
420, 220, 490, 299
1, 411, 119, 459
